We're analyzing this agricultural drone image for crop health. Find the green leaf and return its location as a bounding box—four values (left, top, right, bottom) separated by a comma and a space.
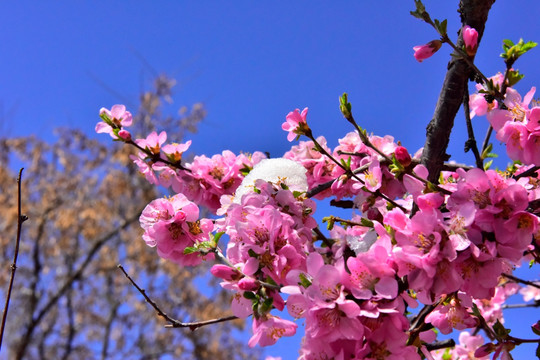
501, 38, 538, 63
481, 143, 493, 160
299, 273, 312, 288
483, 159, 493, 171
292, 190, 304, 198
442, 348, 453, 360
410, 0, 426, 20
339, 92, 352, 118
260, 297, 274, 313
99, 112, 115, 127
243, 291, 257, 300
183, 247, 197, 254
493, 320, 510, 339
239, 164, 252, 176
506, 69, 525, 87
212, 231, 225, 246
471, 303, 482, 317
360, 217, 374, 228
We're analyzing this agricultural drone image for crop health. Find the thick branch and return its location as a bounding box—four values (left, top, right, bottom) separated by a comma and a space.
421, 0, 495, 182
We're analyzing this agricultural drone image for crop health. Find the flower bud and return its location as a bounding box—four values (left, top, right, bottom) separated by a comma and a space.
238, 277, 260, 291
463, 25, 478, 56
474, 343, 495, 357
118, 129, 132, 141
395, 146, 412, 167
413, 40, 442, 62
210, 264, 240, 281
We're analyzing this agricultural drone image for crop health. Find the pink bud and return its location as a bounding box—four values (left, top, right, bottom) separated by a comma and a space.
118, 129, 131, 141
474, 343, 495, 357
463, 25, 478, 56
395, 146, 412, 167
238, 277, 260, 291
210, 264, 240, 281
413, 40, 442, 62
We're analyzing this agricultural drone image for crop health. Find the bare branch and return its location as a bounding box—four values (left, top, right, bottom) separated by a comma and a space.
0, 168, 27, 351
117, 264, 238, 331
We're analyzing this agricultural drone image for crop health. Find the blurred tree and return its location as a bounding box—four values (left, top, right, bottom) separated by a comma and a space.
0, 75, 257, 360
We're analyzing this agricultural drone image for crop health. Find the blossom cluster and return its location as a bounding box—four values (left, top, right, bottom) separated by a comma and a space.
96, 23, 540, 356
97, 95, 540, 358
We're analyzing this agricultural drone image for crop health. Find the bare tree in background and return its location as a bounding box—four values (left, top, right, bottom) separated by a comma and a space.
0, 75, 257, 360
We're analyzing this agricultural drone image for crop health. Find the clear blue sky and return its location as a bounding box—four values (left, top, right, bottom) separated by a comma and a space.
1, 1, 540, 359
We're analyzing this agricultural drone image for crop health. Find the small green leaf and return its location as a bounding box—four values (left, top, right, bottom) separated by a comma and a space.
493, 320, 510, 339
481, 143, 493, 160
299, 273, 312, 288
243, 291, 257, 300
506, 69, 525, 87
260, 297, 274, 313
360, 217, 374, 228
339, 92, 352, 118
183, 247, 197, 254
484, 159, 493, 171
212, 231, 225, 246
442, 348, 452, 360
323, 216, 335, 230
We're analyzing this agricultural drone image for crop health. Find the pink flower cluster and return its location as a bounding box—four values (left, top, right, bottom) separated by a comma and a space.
139, 193, 214, 266
470, 80, 540, 165
97, 97, 540, 358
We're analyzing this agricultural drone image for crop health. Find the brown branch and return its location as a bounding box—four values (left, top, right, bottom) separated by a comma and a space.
503, 302, 540, 309
117, 264, 238, 331
425, 339, 456, 351
501, 273, 540, 289
463, 86, 484, 168
421, 0, 496, 182
0, 168, 27, 352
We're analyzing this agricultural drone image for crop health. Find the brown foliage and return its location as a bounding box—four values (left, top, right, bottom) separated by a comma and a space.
0, 76, 257, 360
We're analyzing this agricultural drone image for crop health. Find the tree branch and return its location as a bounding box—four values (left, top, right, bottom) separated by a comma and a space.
421, 0, 496, 182
117, 264, 238, 331
0, 168, 27, 352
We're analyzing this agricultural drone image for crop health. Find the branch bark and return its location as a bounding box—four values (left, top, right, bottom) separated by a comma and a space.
421, 0, 496, 182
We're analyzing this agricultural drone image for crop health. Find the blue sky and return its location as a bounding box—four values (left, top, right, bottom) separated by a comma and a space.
2, 1, 540, 359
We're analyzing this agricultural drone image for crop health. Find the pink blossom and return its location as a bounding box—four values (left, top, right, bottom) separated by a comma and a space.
282, 107, 309, 142
162, 140, 192, 162
413, 40, 442, 62
520, 283, 540, 302
95, 104, 133, 139
135, 131, 167, 155
248, 316, 297, 347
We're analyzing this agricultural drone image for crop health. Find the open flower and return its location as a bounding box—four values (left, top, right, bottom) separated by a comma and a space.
282, 107, 310, 141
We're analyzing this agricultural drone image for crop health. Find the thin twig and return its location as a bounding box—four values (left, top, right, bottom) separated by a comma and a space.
0, 168, 27, 351
502, 273, 540, 289
117, 264, 238, 331
463, 86, 484, 168
503, 302, 540, 310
